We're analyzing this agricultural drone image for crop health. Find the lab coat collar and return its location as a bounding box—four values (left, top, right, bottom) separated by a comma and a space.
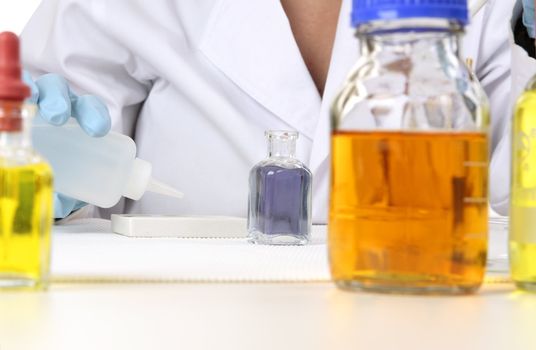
199, 0, 487, 177
200, 0, 322, 139
308, 0, 356, 221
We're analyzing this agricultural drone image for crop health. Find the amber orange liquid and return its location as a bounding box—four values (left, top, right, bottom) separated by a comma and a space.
329, 131, 488, 293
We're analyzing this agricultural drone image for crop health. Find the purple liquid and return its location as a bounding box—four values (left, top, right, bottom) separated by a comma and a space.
248, 165, 311, 237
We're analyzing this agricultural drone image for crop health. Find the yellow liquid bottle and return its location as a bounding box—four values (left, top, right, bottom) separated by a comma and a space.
0, 160, 53, 289
0, 32, 53, 289
510, 77, 536, 291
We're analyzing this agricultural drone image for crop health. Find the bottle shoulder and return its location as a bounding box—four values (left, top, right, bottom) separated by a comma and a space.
0, 148, 52, 172
251, 158, 311, 174
525, 75, 536, 92
332, 52, 488, 132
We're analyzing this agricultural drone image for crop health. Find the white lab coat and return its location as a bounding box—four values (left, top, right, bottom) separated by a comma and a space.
20, 0, 535, 221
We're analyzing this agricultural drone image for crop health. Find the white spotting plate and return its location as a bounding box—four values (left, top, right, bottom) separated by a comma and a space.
111, 215, 248, 238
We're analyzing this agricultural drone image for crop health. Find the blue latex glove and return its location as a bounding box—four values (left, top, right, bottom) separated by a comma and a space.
522, 0, 535, 39
23, 72, 112, 219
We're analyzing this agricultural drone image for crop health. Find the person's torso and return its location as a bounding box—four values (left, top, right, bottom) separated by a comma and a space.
102, 0, 493, 222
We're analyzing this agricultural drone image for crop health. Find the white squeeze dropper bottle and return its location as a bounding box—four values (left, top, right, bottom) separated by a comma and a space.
30, 117, 183, 208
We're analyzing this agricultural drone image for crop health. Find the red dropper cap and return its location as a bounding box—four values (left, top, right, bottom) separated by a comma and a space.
0, 32, 29, 132
0, 32, 30, 101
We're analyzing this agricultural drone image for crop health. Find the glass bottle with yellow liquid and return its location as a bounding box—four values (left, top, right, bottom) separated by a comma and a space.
510, 74, 536, 291
329, 0, 489, 294
0, 32, 53, 289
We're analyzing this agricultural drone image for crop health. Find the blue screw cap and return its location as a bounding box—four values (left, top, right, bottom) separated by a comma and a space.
352, 0, 469, 27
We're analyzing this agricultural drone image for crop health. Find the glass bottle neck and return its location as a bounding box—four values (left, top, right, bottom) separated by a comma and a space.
0, 130, 31, 149
0, 101, 33, 150
356, 19, 462, 61
268, 138, 296, 158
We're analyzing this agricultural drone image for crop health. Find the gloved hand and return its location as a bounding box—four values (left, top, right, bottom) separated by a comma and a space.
23, 72, 112, 219
522, 0, 535, 39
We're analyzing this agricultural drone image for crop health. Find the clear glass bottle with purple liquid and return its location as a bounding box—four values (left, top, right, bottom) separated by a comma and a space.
248, 131, 312, 245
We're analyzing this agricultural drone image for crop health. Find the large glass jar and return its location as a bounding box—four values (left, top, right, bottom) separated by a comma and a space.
329, 1, 489, 294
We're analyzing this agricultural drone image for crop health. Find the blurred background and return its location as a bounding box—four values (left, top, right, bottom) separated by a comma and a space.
0, 0, 41, 34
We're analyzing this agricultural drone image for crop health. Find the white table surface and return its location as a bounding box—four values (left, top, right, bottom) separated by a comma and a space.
0, 219, 533, 350
1, 283, 534, 350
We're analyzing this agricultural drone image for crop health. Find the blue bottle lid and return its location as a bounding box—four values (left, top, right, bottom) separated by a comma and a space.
352, 0, 469, 27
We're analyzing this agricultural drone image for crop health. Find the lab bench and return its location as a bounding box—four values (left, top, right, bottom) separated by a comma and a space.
0, 219, 533, 350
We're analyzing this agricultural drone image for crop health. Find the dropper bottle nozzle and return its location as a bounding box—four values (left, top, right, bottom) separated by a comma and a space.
122, 158, 183, 202
146, 178, 184, 199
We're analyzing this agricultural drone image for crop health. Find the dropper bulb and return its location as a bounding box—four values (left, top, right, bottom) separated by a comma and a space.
0, 32, 30, 100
